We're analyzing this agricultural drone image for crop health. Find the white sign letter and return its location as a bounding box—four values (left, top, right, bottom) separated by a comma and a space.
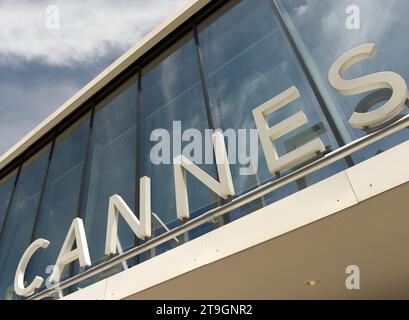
253, 86, 325, 175
14, 239, 50, 297
174, 131, 235, 220
328, 43, 408, 129
105, 177, 152, 255
50, 218, 91, 284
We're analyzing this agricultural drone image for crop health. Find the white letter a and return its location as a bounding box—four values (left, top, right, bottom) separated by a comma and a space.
50, 218, 91, 284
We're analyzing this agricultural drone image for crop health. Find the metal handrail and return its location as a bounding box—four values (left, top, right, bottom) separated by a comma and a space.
29, 113, 409, 300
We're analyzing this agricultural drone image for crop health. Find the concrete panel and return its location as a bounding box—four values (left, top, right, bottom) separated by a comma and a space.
62, 279, 107, 300
346, 139, 409, 202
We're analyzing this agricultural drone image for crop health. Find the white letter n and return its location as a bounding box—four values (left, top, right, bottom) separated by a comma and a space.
173, 131, 235, 220
105, 177, 152, 255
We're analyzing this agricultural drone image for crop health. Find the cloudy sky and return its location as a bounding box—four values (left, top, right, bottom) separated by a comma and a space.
0, 0, 185, 155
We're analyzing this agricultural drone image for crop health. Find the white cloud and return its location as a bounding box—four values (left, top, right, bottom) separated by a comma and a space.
0, 0, 186, 66
293, 0, 314, 17
294, 5, 308, 17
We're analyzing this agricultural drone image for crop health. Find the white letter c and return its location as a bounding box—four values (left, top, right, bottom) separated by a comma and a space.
14, 238, 50, 297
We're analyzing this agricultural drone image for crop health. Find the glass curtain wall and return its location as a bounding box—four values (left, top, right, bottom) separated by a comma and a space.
275, 0, 409, 163
26, 112, 91, 288
0, 170, 17, 234
79, 76, 138, 270
0, 145, 51, 299
197, 0, 346, 217
140, 32, 219, 252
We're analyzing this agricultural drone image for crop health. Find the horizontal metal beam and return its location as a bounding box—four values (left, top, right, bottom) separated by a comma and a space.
29, 113, 409, 300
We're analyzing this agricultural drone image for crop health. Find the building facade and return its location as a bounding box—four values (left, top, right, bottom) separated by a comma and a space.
0, 0, 409, 300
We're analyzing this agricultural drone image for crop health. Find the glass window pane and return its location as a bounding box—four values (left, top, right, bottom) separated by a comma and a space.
0, 145, 50, 299
80, 76, 137, 267
27, 113, 91, 287
0, 170, 17, 234
198, 0, 343, 202
140, 32, 218, 242
276, 0, 409, 162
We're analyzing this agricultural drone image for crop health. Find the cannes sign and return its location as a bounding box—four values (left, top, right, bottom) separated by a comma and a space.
14, 43, 409, 297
